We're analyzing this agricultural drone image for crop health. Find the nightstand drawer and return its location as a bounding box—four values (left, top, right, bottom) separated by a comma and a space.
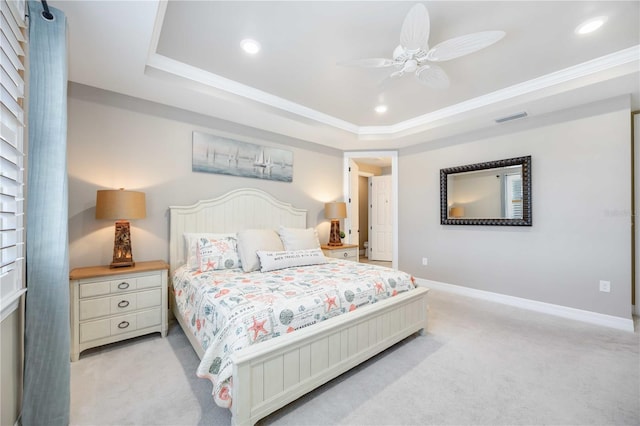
79, 308, 161, 343
321, 244, 359, 262
110, 313, 137, 336
136, 274, 161, 290
79, 274, 161, 299
110, 278, 137, 293
136, 308, 161, 329
329, 248, 356, 259
79, 280, 111, 298
79, 297, 111, 320
79, 289, 161, 321
79, 318, 111, 342
110, 308, 161, 336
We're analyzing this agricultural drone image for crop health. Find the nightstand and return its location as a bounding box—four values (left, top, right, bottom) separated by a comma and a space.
321, 244, 359, 262
69, 260, 169, 361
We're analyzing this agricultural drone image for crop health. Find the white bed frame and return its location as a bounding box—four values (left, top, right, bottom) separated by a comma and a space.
168, 188, 429, 426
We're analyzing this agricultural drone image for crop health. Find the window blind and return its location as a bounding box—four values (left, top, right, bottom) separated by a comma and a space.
1, 0, 26, 320
505, 173, 523, 219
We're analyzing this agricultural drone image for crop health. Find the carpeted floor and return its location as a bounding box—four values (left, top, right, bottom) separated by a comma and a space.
70, 289, 640, 425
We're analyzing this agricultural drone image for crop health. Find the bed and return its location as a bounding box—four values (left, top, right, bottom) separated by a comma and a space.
168, 188, 429, 425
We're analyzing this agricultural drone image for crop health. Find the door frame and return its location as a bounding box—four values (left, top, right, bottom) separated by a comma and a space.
343, 151, 398, 270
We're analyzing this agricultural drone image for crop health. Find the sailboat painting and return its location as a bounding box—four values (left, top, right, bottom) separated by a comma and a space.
192, 131, 293, 182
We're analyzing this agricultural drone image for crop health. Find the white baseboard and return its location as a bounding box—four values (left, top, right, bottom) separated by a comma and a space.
416, 278, 635, 332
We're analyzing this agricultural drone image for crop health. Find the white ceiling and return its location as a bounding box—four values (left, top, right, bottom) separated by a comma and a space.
53, 1, 640, 151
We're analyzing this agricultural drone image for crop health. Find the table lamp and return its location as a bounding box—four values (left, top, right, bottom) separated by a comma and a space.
450, 206, 464, 218
324, 201, 347, 246
96, 189, 146, 268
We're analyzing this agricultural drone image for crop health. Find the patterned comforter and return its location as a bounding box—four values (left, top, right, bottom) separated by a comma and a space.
172, 258, 416, 407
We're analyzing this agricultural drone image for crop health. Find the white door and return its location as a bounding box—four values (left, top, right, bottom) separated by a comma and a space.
370, 175, 392, 261
348, 159, 359, 247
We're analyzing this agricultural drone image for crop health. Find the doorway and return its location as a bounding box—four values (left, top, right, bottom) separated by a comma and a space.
343, 151, 398, 270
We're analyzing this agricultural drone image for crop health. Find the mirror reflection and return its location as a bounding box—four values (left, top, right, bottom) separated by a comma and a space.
447, 165, 523, 219
440, 156, 531, 226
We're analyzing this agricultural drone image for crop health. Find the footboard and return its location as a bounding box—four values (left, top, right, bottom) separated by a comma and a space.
230, 286, 429, 426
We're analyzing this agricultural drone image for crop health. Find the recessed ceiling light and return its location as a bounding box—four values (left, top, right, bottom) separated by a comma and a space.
240, 39, 261, 55
575, 16, 607, 35
375, 104, 388, 114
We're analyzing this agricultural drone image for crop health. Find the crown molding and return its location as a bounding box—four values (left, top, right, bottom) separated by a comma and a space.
146, 27, 639, 138
359, 45, 640, 136
146, 53, 359, 134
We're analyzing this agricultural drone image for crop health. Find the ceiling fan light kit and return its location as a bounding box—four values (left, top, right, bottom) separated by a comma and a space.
341, 3, 506, 89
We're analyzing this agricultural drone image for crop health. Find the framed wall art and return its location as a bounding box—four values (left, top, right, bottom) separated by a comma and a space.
192, 131, 293, 182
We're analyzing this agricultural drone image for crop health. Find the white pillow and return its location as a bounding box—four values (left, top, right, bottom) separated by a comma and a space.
256, 248, 328, 272
278, 226, 320, 251
196, 237, 241, 272
183, 232, 236, 269
236, 229, 284, 272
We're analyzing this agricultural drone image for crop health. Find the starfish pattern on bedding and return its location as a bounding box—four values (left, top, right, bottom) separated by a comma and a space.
324, 294, 337, 311
248, 316, 268, 340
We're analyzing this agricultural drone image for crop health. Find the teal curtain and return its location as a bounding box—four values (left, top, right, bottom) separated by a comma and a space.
22, 2, 70, 425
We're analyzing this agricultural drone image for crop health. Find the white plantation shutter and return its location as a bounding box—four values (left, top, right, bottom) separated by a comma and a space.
1, 0, 26, 320
505, 173, 523, 219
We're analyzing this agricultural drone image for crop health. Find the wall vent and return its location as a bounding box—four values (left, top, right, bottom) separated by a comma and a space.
495, 111, 528, 123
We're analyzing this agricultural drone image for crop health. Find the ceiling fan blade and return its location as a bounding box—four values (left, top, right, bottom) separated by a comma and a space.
400, 3, 430, 52
425, 31, 505, 62
415, 64, 450, 89
337, 58, 395, 68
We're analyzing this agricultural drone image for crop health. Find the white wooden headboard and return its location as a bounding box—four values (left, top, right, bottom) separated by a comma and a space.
168, 188, 307, 273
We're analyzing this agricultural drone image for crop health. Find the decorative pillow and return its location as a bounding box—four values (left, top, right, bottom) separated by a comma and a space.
196, 237, 241, 272
236, 229, 284, 272
278, 226, 321, 251
256, 248, 328, 272
183, 233, 236, 269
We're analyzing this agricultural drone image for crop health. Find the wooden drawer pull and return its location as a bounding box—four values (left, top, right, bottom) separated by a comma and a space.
117, 321, 130, 329
117, 282, 130, 290
117, 300, 130, 308
343, 252, 348, 257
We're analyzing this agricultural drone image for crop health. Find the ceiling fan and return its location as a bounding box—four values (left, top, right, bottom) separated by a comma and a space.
340, 3, 505, 89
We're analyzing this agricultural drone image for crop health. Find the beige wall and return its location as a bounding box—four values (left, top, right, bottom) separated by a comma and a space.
1, 303, 23, 426
399, 96, 632, 319
66, 84, 633, 320
66, 84, 344, 269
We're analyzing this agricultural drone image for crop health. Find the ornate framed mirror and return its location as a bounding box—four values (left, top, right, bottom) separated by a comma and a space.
440, 156, 532, 226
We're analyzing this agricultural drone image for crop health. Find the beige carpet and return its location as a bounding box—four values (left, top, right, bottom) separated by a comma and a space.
70, 290, 640, 425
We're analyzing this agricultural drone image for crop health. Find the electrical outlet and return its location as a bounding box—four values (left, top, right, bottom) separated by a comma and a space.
422, 257, 428, 266
599, 280, 611, 293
